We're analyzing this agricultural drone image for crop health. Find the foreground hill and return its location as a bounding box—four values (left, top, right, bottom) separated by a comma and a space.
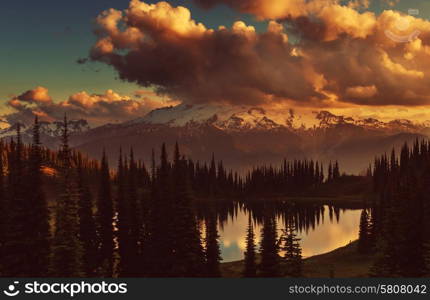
221, 241, 374, 278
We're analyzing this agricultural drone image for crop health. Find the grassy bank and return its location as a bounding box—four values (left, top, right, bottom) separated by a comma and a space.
221, 241, 374, 278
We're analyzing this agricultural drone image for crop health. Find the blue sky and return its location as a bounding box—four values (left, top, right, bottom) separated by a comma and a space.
1, 0, 429, 103
0, 0, 260, 101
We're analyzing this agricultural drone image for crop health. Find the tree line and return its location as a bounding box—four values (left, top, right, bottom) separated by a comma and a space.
243, 159, 341, 196
0, 117, 223, 277
0, 117, 306, 277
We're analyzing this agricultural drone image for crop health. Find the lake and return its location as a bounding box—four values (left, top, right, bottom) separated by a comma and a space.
212, 204, 362, 262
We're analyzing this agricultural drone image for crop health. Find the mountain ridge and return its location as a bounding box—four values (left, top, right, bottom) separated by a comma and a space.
1, 104, 427, 174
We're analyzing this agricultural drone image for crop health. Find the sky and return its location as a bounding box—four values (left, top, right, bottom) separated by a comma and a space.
3, 0, 430, 127
0, 0, 257, 100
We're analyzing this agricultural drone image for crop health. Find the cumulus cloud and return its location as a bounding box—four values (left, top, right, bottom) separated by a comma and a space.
3, 87, 176, 127
86, 0, 430, 108
89, 0, 324, 105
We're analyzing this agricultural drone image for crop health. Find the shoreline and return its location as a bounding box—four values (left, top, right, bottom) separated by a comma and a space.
221, 241, 375, 278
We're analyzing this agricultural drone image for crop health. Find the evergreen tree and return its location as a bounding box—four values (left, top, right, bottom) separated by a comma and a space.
51, 116, 84, 277
282, 224, 303, 277
116, 148, 133, 277
125, 148, 141, 276
2, 126, 25, 276
145, 143, 175, 276
26, 117, 51, 276
259, 212, 281, 277
77, 154, 98, 277
205, 214, 221, 277
2, 124, 44, 276
96, 150, 114, 277
333, 161, 340, 179
170, 143, 206, 277
358, 209, 370, 254
328, 162, 333, 182
209, 154, 217, 196
243, 215, 257, 277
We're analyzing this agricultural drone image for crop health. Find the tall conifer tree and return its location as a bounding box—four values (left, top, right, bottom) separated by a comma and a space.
358, 209, 370, 254
205, 214, 221, 277
243, 215, 257, 277
96, 150, 114, 277
77, 154, 98, 276
26, 117, 50, 276
171, 143, 206, 277
117, 148, 133, 277
282, 224, 303, 277
51, 116, 84, 277
259, 212, 281, 277
2, 124, 39, 276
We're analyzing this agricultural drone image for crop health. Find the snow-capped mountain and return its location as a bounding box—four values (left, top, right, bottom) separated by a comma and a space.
67, 104, 430, 175
2, 104, 427, 174
130, 104, 295, 131
314, 111, 429, 133
130, 103, 430, 134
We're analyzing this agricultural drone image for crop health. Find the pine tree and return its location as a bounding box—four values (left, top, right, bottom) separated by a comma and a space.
209, 154, 217, 196
145, 143, 175, 276
26, 117, 51, 276
2, 124, 43, 276
205, 214, 221, 277
171, 143, 206, 277
358, 209, 370, 254
243, 215, 257, 277
116, 148, 133, 277
77, 154, 98, 277
125, 148, 141, 276
328, 162, 333, 182
259, 212, 281, 277
51, 116, 84, 277
96, 150, 114, 277
333, 161, 340, 179
282, 224, 303, 277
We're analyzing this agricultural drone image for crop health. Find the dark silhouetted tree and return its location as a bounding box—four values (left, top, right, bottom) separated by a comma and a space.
170, 143, 206, 277
282, 224, 303, 277
77, 154, 98, 277
205, 214, 221, 277
51, 116, 84, 277
358, 209, 370, 254
96, 150, 114, 277
26, 117, 50, 276
259, 213, 281, 277
243, 215, 257, 277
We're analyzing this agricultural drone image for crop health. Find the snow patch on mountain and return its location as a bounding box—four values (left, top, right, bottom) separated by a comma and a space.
130, 104, 430, 134
130, 104, 303, 131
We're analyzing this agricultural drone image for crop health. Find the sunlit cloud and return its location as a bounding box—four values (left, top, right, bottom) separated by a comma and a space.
3, 86, 177, 127
82, 0, 430, 114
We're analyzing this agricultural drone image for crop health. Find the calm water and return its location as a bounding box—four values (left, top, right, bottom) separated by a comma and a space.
216, 205, 361, 262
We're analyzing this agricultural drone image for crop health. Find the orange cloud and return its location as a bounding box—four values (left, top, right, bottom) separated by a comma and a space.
3, 87, 175, 127
17, 86, 52, 104
86, 0, 430, 109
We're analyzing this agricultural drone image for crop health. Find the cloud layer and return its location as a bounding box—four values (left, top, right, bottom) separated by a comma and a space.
4, 87, 175, 127
87, 0, 430, 108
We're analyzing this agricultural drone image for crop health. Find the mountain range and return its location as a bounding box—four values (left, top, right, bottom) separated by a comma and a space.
3, 104, 429, 174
